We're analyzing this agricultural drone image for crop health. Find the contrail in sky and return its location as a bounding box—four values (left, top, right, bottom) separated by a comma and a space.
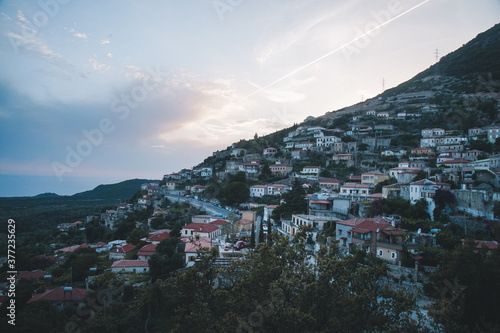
245, 0, 432, 99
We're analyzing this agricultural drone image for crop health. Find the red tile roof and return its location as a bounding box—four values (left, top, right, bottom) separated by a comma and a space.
109, 244, 136, 254
147, 230, 171, 242
210, 219, 230, 226
182, 223, 219, 233
111, 260, 149, 268
337, 217, 387, 227
27, 288, 88, 304
137, 244, 157, 257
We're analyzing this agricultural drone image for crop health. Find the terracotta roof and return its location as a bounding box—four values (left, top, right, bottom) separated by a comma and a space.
337, 217, 387, 227
210, 219, 230, 226
310, 199, 332, 204
182, 237, 212, 253
137, 244, 157, 257
354, 220, 391, 232
17, 271, 46, 280
367, 193, 383, 198
183, 222, 220, 233
54, 245, 82, 253
111, 260, 149, 268
341, 183, 370, 188
96, 242, 107, 247
27, 288, 88, 304
109, 244, 136, 254
147, 230, 171, 242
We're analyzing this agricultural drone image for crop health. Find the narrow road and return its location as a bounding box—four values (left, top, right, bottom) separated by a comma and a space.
164, 194, 235, 217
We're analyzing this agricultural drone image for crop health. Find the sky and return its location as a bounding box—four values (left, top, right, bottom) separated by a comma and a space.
0, 0, 499, 197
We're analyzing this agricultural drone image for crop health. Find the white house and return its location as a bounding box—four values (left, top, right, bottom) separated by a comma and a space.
250, 185, 268, 198
339, 183, 372, 201
409, 179, 451, 203
182, 223, 220, 238
111, 260, 149, 273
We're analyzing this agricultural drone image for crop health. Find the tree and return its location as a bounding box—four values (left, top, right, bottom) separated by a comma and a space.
222, 182, 249, 206
429, 241, 500, 331
250, 222, 255, 247
271, 181, 307, 221
127, 228, 149, 245
149, 237, 184, 282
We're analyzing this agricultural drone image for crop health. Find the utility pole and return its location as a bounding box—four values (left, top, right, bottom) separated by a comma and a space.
434, 48, 440, 63
382, 78, 385, 92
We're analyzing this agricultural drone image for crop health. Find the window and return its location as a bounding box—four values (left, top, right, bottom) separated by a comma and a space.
377, 250, 383, 256
338, 229, 342, 235
391, 252, 397, 259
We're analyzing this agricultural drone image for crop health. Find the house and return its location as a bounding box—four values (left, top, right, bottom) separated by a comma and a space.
411, 147, 434, 156
250, 185, 268, 198
468, 127, 484, 139
137, 244, 157, 260
146, 230, 171, 244
295, 141, 315, 150
269, 163, 293, 176
336, 217, 413, 264
291, 149, 307, 160
27, 287, 88, 311
54, 244, 87, 254
377, 112, 390, 118
319, 178, 342, 191
182, 237, 212, 265
409, 179, 451, 203
108, 244, 136, 260
361, 171, 389, 186
267, 184, 291, 196
263, 205, 278, 223
239, 162, 260, 175
388, 167, 421, 180
316, 136, 341, 148
302, 166, 321, 175
332, 154, 353, 162
382, 183, 410, 200
292, 214, 339, 231
422, 128, 444, 137
486, 126, 500, 143
111, 260, 149, 273
437, 159, 470, 169
181, 223, 220, 238
366, 110, 376, 116
462, 150, 485, 161
263, 147, 277, 157
339, 183, 372, 201
138, 195, 152, 206
191, 185, 205, 193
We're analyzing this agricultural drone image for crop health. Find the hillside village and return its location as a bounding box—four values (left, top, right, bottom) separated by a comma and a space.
2, 24, 500, 333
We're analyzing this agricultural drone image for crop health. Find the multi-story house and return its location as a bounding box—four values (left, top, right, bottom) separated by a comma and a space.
361, 171, 389, 186
339, 183, 372, 201
269, 162, 293, 176
249, 185, 268, 198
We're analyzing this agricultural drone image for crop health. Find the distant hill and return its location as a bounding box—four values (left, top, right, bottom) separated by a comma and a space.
34, 192, 60, 198
71, 178, 154, 200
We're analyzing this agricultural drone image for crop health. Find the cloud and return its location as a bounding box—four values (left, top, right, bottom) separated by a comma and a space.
101, 39, 110, 45
88, 55, 110, 71
65, 27, 88, 40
